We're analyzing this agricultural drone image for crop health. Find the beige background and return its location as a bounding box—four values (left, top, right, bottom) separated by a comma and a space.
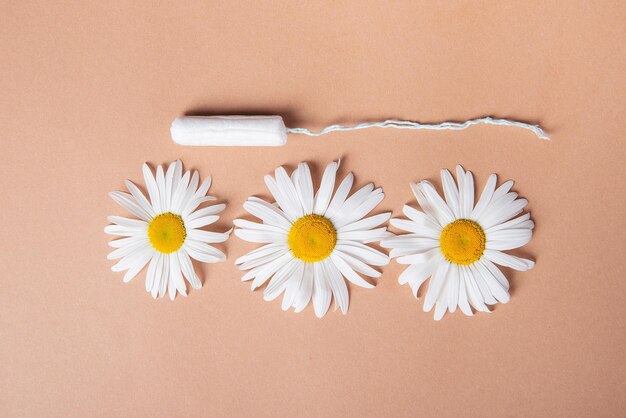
1, 1, 625, 417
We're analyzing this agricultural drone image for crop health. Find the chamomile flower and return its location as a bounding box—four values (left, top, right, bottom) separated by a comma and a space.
105, 160, 230, 300
381, 165, 535, 320
234, 161, 392, 317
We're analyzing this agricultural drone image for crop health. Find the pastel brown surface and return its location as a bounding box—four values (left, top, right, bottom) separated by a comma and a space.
1, 1, 625, 416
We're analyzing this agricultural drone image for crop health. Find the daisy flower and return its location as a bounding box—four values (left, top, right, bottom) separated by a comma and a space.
381, 165, 535, 320
105, 160, 230, 300
234, 161, 392, 318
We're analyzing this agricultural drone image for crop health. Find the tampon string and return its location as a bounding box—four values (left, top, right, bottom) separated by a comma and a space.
286, 117, 549, 140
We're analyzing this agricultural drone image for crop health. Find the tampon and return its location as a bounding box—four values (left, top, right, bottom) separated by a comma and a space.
170, 116, 288, 147
170, 115, 549, 146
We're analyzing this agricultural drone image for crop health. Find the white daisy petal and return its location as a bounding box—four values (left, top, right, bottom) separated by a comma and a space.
294, 263, 314, 312
332, 183, 375, 223
480, 196, 527, 229
243, 199, 292, 230
485, 213, 533, 233
177, 250, 201, 289
167, 271, 177, 301
397, 248, 441, 265
172, 269, 189, 299
332, 250, 382, 278
111, 246, 148, 272
397, 253, 438, 289
176, 170, 199, 213
182, 196, 218, 218
312, 262, 332, 318
183, 177, 214, 215
156, 165, 167, 212
240, 266, 261, 283
264, 257, 299, 302
475, 260, 510, 303
109, 191, 152, 222
164, 161, 177, 209
335, 242, 389, 266
324, 259, 349, 314
324, 173, 354, 219
330, 252, 375, 288
453, 264, 473, 316
293, 163, 314, 214
265, 174, 299, 221
234, 243, 287, 265
122, 247, 152, 283
104, 224, 146, 237
108, 236, 148, 248
456, 165, 465, 199
124, 180, 156, 218
158, 256, 169, 298
423, 261, 450, 313
170, 161, 183, 198
481, 258, 511, 290
150, 254, 164, 298
333, 191, 385, 229
170, 170, 191, 214
434, 295, 448, 321
471, 174, 497, 220
486, 191, 518, 212
145, 253, 159, 292
381, 235, 438, 250
187, 204, 226, 222
142, 163, 161, 214
107, 239, 150, 260
420, 181, 455, 225
234, 228, 286, 244
107, 215, 148, 229
460, 171, 474, 219
447, 271, 459, 313
232, 219, 286, 233
313, 161, 338, 215
249, 253, 293, 289
388, 219, 441, 239
455, 165, 466, 191
440, 169, 461, 218
486, 228, 533, 251
169, 254, 187, 300
188, 228, 231, 244
484, 249, 534, 271
185, 215, 219, 229
439, 266, 459, 318
462, 265, 490, 312
282, 261, 305, 310
167, 257, 177, 301
411, 183, 447, 227
184, 239, 226, 263
337, 227, 389, 243
193, 171, 211, 200
402, 205, 442, 231
238, 248, 287, 270
276, 166, 304, 218
389, 245, 437, 259
468, 264, 497, 305
491, 179, 514, 202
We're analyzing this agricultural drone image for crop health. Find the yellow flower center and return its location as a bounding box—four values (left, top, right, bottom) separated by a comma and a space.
288, 214, 337, 262
440, 219, 486, 265
148, 212, 186, 254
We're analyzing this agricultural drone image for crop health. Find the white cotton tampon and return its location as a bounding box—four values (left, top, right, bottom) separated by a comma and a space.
170, 116, 288, 146
170, 115, 549, 146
